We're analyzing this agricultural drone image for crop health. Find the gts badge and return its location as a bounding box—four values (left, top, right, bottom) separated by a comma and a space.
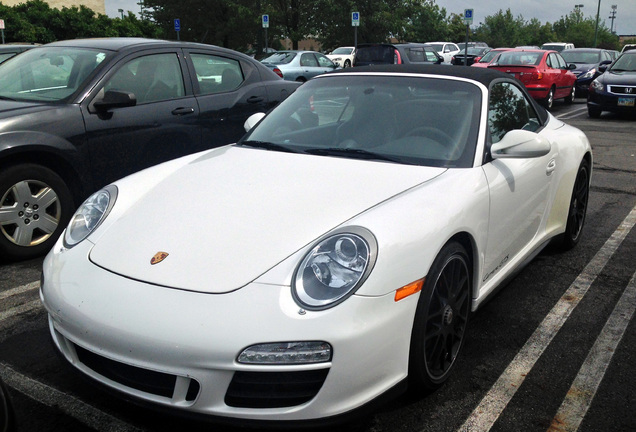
483, 255, 509, 282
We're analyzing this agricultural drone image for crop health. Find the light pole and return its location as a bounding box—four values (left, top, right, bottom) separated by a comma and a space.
609, 5, 617, 34
118, 8, 124, 19
575, 4, 584, 23
593, 0, 601, 47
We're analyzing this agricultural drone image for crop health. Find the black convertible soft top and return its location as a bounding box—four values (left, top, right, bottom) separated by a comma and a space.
331, 63, 513, 87
328, 64, 549, 123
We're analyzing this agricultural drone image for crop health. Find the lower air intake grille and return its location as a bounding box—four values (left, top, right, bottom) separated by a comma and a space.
225, 369, 329, 408
74, 344, 200, 401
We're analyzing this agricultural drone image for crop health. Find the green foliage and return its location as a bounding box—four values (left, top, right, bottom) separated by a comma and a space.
0, 0, 161, 44
0, 0, 624, 53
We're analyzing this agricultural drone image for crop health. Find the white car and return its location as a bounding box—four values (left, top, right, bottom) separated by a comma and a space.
326, 46, 355, 67
427, 41, 460, 63
41, 65, 592, 424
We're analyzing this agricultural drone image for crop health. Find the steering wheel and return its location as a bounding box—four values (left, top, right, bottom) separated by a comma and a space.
405, 127, 453, 147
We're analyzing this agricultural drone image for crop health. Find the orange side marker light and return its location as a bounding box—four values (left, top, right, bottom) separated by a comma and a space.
394, 278, 425, 302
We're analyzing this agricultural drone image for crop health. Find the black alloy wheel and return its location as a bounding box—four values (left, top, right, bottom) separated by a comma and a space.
409, 241, 471, 390
560, 158, 590, 250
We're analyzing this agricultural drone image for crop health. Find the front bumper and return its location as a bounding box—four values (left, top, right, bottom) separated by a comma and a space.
588, 89, 636, 113
40, 239, 418, 422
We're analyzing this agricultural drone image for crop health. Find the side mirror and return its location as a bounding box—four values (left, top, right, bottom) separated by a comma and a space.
599, 60, 612, 66
244, 112, 266, 132
491, 129, 551, 159
599, 64, 609, 73
93, 90, 136, 111
568, 63, 577, 70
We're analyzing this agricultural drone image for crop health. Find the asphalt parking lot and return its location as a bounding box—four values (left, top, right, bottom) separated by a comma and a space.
1, 97, 635, 432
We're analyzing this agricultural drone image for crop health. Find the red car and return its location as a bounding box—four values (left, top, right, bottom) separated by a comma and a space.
488, 49, 576, 109
471, 48, 512, 68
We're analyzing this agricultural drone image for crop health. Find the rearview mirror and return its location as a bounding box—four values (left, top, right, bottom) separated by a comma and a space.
491, 130, 551, 159
244, 112, 266, 132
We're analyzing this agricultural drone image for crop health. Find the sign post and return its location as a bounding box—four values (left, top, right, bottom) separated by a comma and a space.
352, 12, 360, 50
262, 14, 269, 52
463, 9, 473, 66
174, 18, 180, 41
0, 19, 5, 45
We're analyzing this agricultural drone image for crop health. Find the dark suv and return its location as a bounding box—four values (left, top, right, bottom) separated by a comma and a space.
0, 38, 299, 261
354, 43, 443, 66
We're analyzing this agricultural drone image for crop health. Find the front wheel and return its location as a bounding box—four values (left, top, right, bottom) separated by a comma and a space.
543, 87, 555, 109
559, 159, 590, 250
0, 164, 74, 261
565, 85, 576, 104
409, 241, 471, 391
344, 59, 351, 68
588, 105, 601, 118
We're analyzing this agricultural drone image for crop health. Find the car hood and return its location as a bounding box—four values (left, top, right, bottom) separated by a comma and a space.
90, 146, 445, 293
0, 100, 52, 119
599, 70, 636, 85
571, 63, 596, 74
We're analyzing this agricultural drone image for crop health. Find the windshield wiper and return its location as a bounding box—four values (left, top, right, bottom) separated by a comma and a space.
306, 147, 401, 163
237, 140, 303, 154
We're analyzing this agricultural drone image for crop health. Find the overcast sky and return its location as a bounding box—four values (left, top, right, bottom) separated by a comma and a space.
105, 0, 636, 37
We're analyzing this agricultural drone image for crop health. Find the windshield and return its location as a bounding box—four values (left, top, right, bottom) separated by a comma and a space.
561, 51, 601, 64
261, 52, 296, 64
479, 50, 504, 63
610, 53, 636, 72
495, 51, 542, 66
241, 75, 482, 168
332, 48, 353, 55
0, 47, 109, 102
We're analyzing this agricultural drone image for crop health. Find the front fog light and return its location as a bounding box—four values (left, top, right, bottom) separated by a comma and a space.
238, 342, 332, 364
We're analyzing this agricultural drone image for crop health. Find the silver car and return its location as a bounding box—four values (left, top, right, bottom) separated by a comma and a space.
261, 50, 338, 82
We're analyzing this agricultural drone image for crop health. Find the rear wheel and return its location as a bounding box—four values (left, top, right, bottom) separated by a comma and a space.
559, 159, 590, 250
0, 164, 74, 261
409, 241, 471, 390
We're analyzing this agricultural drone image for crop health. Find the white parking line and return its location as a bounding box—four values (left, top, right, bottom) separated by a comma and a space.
556, 106, 588, 120
0, 280, 39, 301
458, 204, 636, 432
0, 363, 146, 432
0, 299, 42, 323
547, 269, 636, 432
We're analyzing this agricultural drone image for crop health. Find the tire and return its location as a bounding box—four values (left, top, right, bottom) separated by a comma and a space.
0, 377, 15, 432
565, 85, 576, 104
344, 60, 351, 68
542, 87, 555, 109
295, 76, 307, 83
0, 164, 74, 261
588, 105, 601, 118
559, 158, 590, 251
409, 241, 471, 391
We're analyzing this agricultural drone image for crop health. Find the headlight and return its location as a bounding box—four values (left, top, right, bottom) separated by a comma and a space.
63, 185, 117, 248
293, 227, 377, 310
590, 79, 604, 92
580, 68, 596, 79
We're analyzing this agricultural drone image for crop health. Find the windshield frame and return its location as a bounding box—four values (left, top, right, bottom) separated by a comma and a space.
239, 73, 483, 169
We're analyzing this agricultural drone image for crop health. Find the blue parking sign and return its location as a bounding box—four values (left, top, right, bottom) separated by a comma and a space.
174, 18, 180, 32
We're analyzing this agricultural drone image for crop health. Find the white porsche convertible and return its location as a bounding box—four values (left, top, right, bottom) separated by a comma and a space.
41, 65, 592, 424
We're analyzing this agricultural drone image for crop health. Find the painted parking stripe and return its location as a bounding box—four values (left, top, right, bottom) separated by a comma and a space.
0, 280, 39, 301
0, 362, 145, 432
0, 299, 42, 323
547, 269, 636, 432
458, 204, 636, 432
556, 106, 588, 120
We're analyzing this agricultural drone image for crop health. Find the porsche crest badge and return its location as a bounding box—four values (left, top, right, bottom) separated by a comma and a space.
150, 252, 169, 265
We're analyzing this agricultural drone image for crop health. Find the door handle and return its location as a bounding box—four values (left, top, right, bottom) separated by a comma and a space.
247, 96, 264, 104
546, 159, 557, 176
172, 107, 195, 116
